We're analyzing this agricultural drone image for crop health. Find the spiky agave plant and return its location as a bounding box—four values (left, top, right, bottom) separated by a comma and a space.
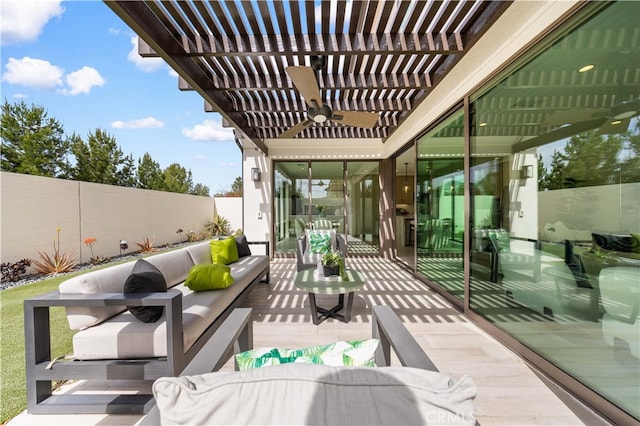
31, 228, 78, 275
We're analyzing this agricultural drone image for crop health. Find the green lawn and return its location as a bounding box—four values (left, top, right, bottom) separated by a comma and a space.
0, 275, 76, 423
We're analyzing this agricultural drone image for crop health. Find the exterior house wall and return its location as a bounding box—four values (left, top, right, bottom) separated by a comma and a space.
213, 197, 243, 234
242, 149, 270, 248
0, 172, 217, 267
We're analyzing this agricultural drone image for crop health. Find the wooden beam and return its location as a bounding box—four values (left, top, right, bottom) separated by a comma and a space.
106, 1, 268, 155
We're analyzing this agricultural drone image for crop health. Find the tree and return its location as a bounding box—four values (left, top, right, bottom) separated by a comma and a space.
544, 149, 567, 190
619, 120, 640, 184
0, 100, 69, 177
137, 152, 165, 190
163, 163, 193, 193
562, 131, 621, 187
230, 176, 243, 196
190, 183, 210, 196
537, 153, 549, 191
213, 176, 242, 197
68, 128, 136, 187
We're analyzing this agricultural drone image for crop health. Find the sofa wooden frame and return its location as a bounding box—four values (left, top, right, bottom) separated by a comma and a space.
24, 242, 269, 415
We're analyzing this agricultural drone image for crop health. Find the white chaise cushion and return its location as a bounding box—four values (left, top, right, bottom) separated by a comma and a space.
153, 363, 477, 425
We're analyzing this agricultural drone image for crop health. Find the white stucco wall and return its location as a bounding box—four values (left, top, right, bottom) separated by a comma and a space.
242, 149, 271, 248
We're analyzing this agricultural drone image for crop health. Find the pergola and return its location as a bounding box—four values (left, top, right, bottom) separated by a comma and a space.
105, 1, 511, 155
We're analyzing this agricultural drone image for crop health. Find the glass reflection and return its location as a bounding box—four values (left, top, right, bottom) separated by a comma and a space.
470, 2, 639, 419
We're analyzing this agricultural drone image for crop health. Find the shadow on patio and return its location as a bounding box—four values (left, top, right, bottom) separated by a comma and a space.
10, 258, 606, 425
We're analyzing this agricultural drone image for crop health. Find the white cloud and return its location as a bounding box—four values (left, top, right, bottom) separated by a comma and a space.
60, 66, 105, 95
182, 119, 234, 142
194, 154, 207, 161
221, 162, 237, 168
12, 93, 28, 99
2, 57, 63, 89
0, 0, 64, 45
128, 36, 165, 72
112, 117, 165, 129
3, 57, 105, 95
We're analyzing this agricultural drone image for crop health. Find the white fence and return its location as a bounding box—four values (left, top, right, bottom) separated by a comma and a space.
0, 172, 242, 267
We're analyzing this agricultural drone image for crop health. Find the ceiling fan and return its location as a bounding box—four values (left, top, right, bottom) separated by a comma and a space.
524, 97, 640, 147
279, 56, 379, 138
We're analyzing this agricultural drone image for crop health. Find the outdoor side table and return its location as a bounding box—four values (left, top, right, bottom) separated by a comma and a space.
293, 268, 366, 325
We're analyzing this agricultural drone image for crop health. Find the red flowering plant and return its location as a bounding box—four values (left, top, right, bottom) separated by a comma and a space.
84, 237, 108, 265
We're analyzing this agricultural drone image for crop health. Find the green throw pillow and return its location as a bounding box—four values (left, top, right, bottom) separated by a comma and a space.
210, 237, 239, 265
235, 339, 379, 370
308, 231, 332, 254
185, 263, 234, 291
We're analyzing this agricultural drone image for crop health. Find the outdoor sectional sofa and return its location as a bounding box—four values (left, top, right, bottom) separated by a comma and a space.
24, 237, 269, 414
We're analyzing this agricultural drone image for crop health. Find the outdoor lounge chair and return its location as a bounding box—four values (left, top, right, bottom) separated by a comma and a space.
296, 230, 347, 271
313, 218, 333, 229
151, 305, 478, 425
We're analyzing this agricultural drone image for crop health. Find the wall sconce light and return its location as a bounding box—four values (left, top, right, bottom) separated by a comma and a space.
119, 239, 128, 255
251, 167, 261, 182
520, 165, 533, 179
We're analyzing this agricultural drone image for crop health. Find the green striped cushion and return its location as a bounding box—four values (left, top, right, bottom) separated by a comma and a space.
235, 339, 379, 370
308, 231, 332, 254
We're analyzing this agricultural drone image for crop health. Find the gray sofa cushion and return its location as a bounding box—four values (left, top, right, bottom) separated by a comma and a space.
153, 363, 477, 425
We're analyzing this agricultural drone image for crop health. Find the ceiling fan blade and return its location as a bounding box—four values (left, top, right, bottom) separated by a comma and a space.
332, 110, 379, 128
598, 117, 632, 135
286, 66, 322, 108
278, 119, 313, 139
543, 109, 608, 126
514, 117, 607, 152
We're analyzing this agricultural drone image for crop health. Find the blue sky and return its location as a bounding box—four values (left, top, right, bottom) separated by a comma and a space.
1, 0, 241, 194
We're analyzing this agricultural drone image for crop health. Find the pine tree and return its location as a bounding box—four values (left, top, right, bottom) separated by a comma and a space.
68, 128, 136, 187
0, 100, 69, 177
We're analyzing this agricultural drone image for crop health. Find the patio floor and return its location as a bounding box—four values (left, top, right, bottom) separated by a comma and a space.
9, 257, 610, 425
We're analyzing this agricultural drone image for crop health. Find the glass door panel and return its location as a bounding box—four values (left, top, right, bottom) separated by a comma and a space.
274, 162, 309, 254
416, 110, 465, 300
347, 162, 380, 254
310, 162, 344, 232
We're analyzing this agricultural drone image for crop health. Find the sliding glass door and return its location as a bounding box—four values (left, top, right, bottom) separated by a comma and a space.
274, 161, 380, 255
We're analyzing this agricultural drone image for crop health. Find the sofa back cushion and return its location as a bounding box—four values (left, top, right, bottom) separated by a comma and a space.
59, 248, 195, 330
60, 261, 136, 330
153, 364, 477, 425
142, 249, 196, 288
185, 240, 213, 265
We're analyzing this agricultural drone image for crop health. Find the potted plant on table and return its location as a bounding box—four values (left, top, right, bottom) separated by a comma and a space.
321, 249, 349, 281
